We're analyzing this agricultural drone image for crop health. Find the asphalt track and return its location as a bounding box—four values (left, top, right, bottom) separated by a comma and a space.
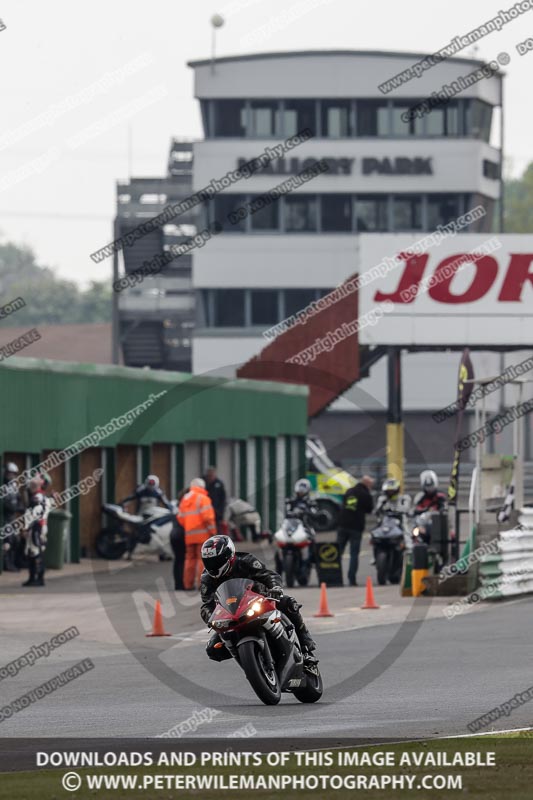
1, 545, 533, 756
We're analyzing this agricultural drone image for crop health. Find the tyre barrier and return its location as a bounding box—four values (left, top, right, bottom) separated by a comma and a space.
479, 509, 533, 599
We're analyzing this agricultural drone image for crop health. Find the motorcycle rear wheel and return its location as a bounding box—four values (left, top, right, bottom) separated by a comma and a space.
239, 641, 281, 705
95, 528, 129, 560
293, 666, 323, 703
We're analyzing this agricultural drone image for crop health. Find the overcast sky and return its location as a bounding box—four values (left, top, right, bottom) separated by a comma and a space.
1, 0, 531, 286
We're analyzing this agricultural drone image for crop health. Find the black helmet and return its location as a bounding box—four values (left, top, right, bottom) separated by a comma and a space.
201, 535, 236, 579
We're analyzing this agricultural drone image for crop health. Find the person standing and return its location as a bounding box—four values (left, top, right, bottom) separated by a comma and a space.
170, 489, 186, 590
203, 466, 226, 532
178, 478, 217, 590
2, 462, 24, 572
22, 490, 50, 587
337, 475, 375, 586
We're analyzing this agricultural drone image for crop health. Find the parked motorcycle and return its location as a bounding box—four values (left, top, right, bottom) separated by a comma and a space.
371, 517, 406, 585
411, 511, 433, 545
227, 498, 262, 542
273, 515, 315, 588
208, 577, 323, 705
96, 500, 177, 560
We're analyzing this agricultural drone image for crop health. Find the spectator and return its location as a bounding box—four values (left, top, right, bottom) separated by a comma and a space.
337, 475, 375, 586
178, 478, 216, 590
22, 489, 50, 587
2, 462, 24, 572
170, 489, 186, 590
203, 466, 226, 532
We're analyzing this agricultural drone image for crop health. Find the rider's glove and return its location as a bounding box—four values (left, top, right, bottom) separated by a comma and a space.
269, 586, 284, 601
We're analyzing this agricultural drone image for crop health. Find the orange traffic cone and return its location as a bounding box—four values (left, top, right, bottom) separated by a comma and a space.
146, 600, 171, 637
361, 576, 380, 610
313, 582, 334, 617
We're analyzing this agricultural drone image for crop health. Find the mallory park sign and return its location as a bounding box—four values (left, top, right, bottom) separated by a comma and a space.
236, 156, 433, 177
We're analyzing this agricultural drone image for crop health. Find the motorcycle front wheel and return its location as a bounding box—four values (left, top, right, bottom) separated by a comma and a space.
293, 665, 323, 703
239, 641, 281, 705
95, 528, 129, 560
389, 550, 403, 584
376, 550, 389, 585
283, 551, 296, 588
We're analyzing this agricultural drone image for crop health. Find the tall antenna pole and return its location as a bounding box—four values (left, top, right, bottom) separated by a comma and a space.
210, 14, 225, 75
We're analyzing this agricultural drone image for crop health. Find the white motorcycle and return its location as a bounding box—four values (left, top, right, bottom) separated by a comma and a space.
273, 515, 315, 588
96, 499, 177, 560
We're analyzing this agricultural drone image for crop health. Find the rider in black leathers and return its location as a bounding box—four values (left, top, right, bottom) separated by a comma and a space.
199, 535, 317, 664
119, 474, 173, 513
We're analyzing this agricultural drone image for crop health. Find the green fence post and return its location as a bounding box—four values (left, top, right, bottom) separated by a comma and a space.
69, 454, 80, 563
285, 435, 293, 498
175, 443, 184, 493
268, 437, 277, 532
239, 441, 247, 501
141, 445, 151, 479
297, 436, 306, 480
208, 440, 217, 467
255, 437, 264, 523
105, 447, 115, 503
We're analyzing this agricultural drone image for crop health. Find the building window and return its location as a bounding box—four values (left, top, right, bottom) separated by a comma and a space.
483, 160, 500, 180
321, 194, 352, 231
285, 195, 318, 232
393, 196, 423, 231
249, 101, 280, 137
213, 194, 247, 231
213, 100, 246, 137
391, 102, 424, 136
283, 100, 316, 136
445, 101, 461, 136
424, 106, 445, 136
427, 194, 461, 229
357, 101, 389, 136
250, 290, 279, 325
355, 195, 388, 231
214, 289, 245, 327
467, 99, 493, 142
249, 195, 280, 231
321, 100, 352, 137
284, 289, 318, 318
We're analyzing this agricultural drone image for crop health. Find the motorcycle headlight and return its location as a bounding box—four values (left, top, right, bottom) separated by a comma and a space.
246, 601, 262, 617
212, 618, 231, 630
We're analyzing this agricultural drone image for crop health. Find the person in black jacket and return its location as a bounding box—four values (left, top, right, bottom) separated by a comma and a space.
203, 467, 226, 531
119, 475, 173, 513
199, 535, 317, 664
170, 488, 186, 590
337, 475, 375, 586
2, 462, 24, 572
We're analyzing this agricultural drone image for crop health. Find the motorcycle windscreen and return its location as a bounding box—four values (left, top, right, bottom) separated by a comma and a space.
374, 521, 403, 537
214, 578, 256, 614
284, 519, 300, 533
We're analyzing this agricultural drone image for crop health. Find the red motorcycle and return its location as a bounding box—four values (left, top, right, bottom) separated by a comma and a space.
209, 578, 323, 706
